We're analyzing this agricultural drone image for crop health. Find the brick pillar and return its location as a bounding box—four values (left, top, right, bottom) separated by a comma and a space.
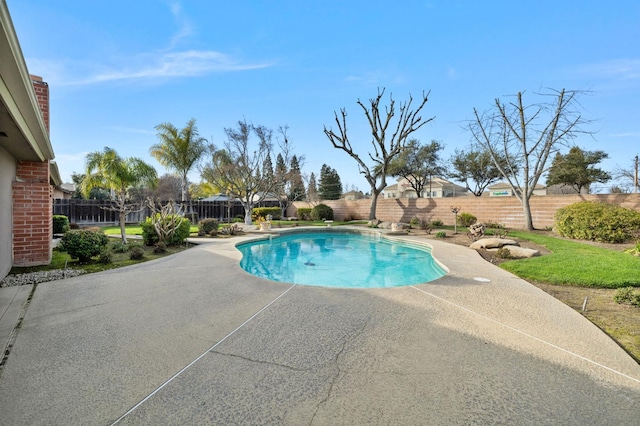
13, 161, 52, 266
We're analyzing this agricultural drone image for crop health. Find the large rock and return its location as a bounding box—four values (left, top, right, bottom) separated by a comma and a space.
492, 245, 540, 259
469, 238, 519, 249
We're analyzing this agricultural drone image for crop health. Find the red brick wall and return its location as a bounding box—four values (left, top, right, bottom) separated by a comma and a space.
291, 193, 640, 230
30, 75, 50, 133
12, 161, 52, 266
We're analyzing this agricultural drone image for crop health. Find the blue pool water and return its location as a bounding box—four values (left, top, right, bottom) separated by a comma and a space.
237, 231, 447, 288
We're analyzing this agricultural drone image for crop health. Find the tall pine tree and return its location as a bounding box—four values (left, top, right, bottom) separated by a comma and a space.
319, 164, 343, 200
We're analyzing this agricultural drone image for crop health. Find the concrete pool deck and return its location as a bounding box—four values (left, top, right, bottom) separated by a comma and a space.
0, 229, 639, 424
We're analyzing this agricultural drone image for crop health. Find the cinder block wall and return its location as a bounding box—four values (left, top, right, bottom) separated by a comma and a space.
13, 161, 52, 266
290, 194, 640, 230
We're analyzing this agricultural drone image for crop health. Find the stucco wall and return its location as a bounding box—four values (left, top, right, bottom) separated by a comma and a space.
0, 147, 16, 278
290, 193, 640, 230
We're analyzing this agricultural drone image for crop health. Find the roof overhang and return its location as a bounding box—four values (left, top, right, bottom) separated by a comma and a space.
0, 2, 54, 162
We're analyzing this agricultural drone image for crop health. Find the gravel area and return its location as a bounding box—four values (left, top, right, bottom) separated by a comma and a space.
0, 269, 85, 288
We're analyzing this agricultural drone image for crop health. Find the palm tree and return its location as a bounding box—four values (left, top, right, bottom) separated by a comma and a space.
81, 147, 157, 243
151, 119, 208, 204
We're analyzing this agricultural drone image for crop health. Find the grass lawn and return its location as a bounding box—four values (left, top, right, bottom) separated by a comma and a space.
500, 231, 640, 288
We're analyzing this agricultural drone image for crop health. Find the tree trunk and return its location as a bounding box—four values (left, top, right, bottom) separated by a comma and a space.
522, 197, 534, 231
244, 205, 253, 225
119, 211, 128, 244
368, 191, 379, 220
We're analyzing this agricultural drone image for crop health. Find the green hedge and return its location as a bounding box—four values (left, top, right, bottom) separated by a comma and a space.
252, 207, 282, 220
555, 201, 640, 243
53, 215, 70, 234
296, 207, 312, 220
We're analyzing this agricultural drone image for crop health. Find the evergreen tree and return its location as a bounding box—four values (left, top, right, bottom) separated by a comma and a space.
546, 146, 611, 193
307, 172, 318, 202
288, 155, 306, 201
319, 164, 343, 200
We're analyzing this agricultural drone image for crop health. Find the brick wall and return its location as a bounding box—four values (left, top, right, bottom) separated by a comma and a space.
290, 193, 640, 230
13, 161, 52, 266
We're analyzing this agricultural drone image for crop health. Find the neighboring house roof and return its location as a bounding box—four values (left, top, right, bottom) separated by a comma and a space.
0, 3, 54, 162
488, 182, 546, 190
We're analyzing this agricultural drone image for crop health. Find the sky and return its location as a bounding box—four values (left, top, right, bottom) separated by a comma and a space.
7, 0, 640, 193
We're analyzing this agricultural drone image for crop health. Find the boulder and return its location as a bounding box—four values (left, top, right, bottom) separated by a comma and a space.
492, 245, 540, 259
469, 238, 519, 250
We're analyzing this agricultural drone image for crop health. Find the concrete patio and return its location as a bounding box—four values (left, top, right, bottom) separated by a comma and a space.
0, 231, 639, 425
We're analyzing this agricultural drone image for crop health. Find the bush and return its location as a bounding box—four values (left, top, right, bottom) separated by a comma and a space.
431, 219, 443, 227
141, 215, 191, 246
296, 207, 312, 220
457, 212, 477, 227
410, 215, 432, 231
98, 249, 112, 264
110, 241, 129, 253
53, 215, 70, 234
555, 201, 640, 243
495, 247, 512, 259
129, 245, 145, 260
435, 231, 447, 239
311, 204, 334, 221
623, 242, 640, 257
613, 287, 640, 306
69, 222, 80, 230
198, 218, 219, 236
153, 242, 167, 254
60, 229, 108, 262
252, 207, 281, 221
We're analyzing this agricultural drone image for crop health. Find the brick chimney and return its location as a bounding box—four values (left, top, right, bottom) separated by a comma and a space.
30, 75, 49, 133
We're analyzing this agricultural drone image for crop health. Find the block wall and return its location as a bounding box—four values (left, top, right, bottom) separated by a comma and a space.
290, 193, 640, 230
12, 161, 52, 266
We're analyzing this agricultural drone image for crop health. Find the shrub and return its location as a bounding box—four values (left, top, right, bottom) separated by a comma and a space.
613, 287, 640, 306
555, 201, 640, 243
311, 204, 334, 221
457, 212, 477, 227
129, 245, 145, 260
110, 241, 129, 253
198, 218, 219, 236
410, 215, 432, 231
435, 231, 447, 239
495, 247, 512, 259
69, 222, 80, 230
252, 207, 281, 221
153, 242, 167, 254
141, 215, 191, 246
623, 242, 640, 257
98, 249, 112, 264
296, 207, 313, 220
431, 219, 444, 227
60, 229, 108, 262
53, 215, 70, 234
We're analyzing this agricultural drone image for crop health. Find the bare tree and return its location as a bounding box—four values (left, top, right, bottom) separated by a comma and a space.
201, 119, 285, 225
469, 89, 590, 230
324, 88, 433, 220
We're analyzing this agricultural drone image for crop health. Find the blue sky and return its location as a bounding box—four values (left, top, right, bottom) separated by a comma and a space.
8, 0, 640, 192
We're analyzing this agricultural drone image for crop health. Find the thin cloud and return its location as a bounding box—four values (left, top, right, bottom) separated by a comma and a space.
70, 50, 273, 85
166, 1, 194, 50
611, 131, 640, 138
570, 59, 640, 82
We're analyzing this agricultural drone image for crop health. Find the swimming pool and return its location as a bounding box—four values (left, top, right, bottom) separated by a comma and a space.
237, 230, 447, 288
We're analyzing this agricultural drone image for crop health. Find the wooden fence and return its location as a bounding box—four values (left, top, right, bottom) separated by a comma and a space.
53, 199, 279, 225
